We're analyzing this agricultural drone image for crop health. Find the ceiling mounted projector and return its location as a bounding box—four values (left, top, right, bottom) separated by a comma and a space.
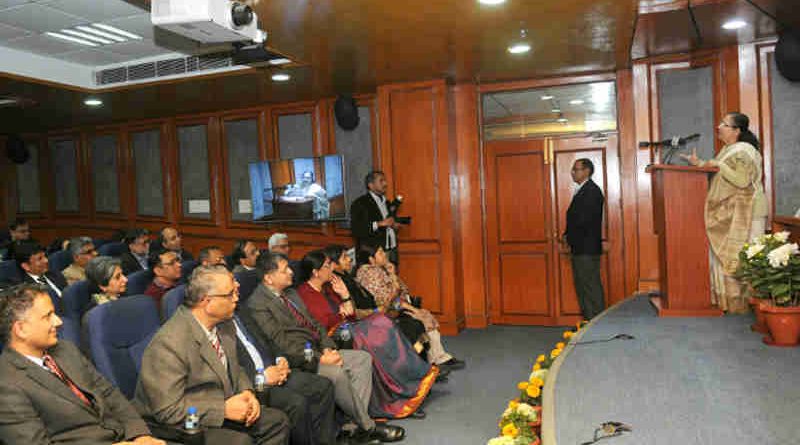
151, 0, 267, 44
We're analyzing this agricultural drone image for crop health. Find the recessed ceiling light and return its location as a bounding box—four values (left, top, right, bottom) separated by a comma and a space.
271, 73, 291, 82
84, 98, 103, 107
507, 43, 531, 54
722, 19, 747, 30
478, 0, 506, 5
45, 31, 97, 47
551, 108, 561, 113
92, 23, 143, 40
569, 99, 585, 105
47, 24, 142, 47
541, 95, 554, 100
557, 118, 568, 123
269, 58, 292, 66
61, 29, 113, 45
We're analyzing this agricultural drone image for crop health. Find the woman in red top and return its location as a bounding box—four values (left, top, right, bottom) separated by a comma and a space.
295, 250, 437, 420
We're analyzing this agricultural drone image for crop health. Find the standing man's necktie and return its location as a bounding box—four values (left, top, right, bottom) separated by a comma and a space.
42, 354, 92, 406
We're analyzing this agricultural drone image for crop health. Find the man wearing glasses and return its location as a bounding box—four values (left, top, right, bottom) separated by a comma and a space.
561, 158, 606, 320
120, 229, 151, 276
61, 237, 98, 286
144, 250, 182, 306
135, 265, 290, 444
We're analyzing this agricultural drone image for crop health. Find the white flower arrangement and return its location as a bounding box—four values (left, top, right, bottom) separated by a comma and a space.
767, 243, 799, 268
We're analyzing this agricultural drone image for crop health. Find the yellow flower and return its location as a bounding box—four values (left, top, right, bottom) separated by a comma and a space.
502, 423, 518, 437
532, 363, 542, 371
550, 348, 562, 359
526, 385, 541, 398
563, 331, 574, 339
536, 354, 546, 363
508, 400, 519, 410
517, 381, 529, 390
529, 377, 544, 387
556, 342, 566, 349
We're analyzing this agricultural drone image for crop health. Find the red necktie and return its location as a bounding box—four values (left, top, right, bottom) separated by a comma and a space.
210, 332, 228, 368
281, 295, 320, 341
42, 354, 91, 406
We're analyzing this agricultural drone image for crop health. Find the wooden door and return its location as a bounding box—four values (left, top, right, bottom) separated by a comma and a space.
485, 139, 557, 325
551, 134, 624, 321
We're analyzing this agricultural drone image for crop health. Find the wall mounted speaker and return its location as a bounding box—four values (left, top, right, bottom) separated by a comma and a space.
334, 95, 359, 131
776, 29, 800, 82
5, 134, 29, 164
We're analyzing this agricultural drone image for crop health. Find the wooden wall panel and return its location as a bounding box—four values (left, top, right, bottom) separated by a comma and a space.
400, 253, 443, 314
499, 253, 550, 316
496, 153, 547, 242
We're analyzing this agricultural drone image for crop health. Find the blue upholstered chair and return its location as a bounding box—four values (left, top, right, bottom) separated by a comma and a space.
97, 241, 126, 257
60, 280, 94, 345
235, 269, 260, 305
125, 269, 154, 296
85, 295, 160, 399
48, 250, 73, 275
180, 260, 198, 283
161, 284, 186, 322
92, 239, 110, 249
0, 260, 21, 286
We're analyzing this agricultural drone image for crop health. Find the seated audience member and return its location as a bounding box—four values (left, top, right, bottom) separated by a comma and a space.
154, 227, 193, 262
232, 239, 261, 274
120, 229, 150, 276
135, 265, 290, 445
62, 237, 98, 286
233, 308, 337, 445
244, 252, 405, 443
323, 245, 426, 352
356, 244, 465, 371
0, 283, 165, 445
15, 241, 67, 299
268, 233, 302, 285
144, 250, 181, 305
199, 245, 228, 268
85, 256, 128, 311
296, 250, 436, 419
0, 218, 32, 260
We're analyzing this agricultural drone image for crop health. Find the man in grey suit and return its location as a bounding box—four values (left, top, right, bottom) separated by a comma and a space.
135, 265, 290, 445
244, 252, 405, 444
0, 283, 164, 445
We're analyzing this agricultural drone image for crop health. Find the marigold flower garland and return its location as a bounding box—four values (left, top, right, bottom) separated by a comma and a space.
487, 321, 588, 445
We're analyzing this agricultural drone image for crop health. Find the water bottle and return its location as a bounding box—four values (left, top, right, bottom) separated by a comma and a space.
304, 341, 314, 363
338, 323, 352, 342
183, 406, 203, 445
254, 367, 266, 392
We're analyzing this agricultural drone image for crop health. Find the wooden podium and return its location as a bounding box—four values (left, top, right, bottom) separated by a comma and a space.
646, 164, 723, 317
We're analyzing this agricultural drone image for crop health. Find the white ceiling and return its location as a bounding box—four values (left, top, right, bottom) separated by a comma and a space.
0, 0, 178, 67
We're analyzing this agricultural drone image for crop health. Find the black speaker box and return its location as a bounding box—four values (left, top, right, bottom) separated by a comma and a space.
776, 29, 800, 82
5, 135, 29, 164
334, 95, 359, 131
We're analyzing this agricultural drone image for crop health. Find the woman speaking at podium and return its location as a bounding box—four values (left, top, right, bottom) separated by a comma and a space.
681, 112, 766, 313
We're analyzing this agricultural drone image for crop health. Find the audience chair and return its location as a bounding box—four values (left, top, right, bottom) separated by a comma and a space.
179, 260, 198, 283
234, 269, 260, 305
124, 269, 154, 296
92, 239, 110, 248
85, 295, 160, 399
60, 280, 93, 345
97, 241, 126, 257
0, 260, 21, 286
161, 284, 186, 322
48, 250, 73, 275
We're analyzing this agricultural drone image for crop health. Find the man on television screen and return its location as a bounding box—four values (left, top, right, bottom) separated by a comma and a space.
283, 171, 329, 220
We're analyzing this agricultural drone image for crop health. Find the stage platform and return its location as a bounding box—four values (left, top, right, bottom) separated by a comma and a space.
543, 295, 800, 445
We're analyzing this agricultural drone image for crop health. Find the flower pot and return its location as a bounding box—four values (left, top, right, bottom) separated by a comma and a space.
761, 304, 800, 347
749, 297, 768, 334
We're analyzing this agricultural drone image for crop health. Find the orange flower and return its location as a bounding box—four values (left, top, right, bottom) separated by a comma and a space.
532, 363, 542, 371
536, 354, 546, 363
508, 400, 520, 410
502, 423, 519, 437
526, 385, 541, 398
550, 348, 562, 359
563, 331, 574, 339
529, 377, 544, 387
517, 381, 529, 390
556, 342, 566, 349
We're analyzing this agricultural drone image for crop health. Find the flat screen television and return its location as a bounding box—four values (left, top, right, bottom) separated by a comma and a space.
248, 155, 346, 222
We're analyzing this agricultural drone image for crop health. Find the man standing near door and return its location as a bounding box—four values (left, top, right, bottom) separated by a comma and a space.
561, 158, 605, 320
350, 171, 401, 265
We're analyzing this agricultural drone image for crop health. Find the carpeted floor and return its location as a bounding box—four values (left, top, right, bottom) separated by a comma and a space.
390, 325, 565, 444
554, 295, 800, 445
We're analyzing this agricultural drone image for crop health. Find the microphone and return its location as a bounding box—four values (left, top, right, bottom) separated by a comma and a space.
639, 133, 700, 148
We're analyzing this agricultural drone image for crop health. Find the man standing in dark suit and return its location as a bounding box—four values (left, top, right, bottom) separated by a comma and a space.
135, 265, 290, 444
0, 283, 165, 445
120, 229, 150, 276
562, 159, 606, 320
350, 171, 401, 265
15, 242, 67, 299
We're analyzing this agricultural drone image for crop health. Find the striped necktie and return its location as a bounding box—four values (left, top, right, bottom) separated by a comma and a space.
42, 354, 92, 406
210, 332, 228, 368
280, 294, 320, 341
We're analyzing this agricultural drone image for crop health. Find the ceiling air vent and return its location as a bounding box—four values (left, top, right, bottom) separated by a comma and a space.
97, 67, 127, 85
156, 57, 187, 76
128, 62, 156, 80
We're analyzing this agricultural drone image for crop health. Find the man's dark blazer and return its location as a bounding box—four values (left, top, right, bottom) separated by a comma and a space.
0, 341, 150, 445
119, 251, 146, 276
564, 179, 605, 256
22, 270, 67, 292
244, 284, 336, 373
350, 193, 388, 248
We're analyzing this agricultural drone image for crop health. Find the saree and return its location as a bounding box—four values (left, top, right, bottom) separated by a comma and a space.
295, 283, 437, 419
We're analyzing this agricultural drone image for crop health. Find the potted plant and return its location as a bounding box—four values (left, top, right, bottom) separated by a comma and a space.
737, 232, 800, 346
487, 400, 541, 445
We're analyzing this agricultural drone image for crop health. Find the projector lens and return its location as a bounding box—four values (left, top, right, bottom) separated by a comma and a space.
231, 3, 254, 27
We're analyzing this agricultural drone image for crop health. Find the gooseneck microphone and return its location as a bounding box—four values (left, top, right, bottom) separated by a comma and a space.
639, 133, 701, 148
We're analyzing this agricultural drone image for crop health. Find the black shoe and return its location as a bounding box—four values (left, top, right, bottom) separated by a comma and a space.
369, 424, 405, 443
408, 408, 426, 419
350, 429, 380, 445
439, 357, 466, 370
